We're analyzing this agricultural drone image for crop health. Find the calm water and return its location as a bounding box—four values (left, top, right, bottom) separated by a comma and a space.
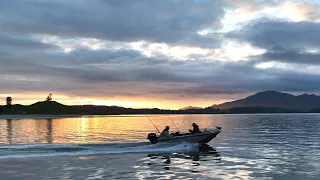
0, 114, 319, 179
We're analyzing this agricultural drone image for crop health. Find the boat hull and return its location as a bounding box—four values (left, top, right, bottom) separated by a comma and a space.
154, 128, 221, 144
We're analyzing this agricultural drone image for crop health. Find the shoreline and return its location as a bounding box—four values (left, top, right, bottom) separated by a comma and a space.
0, 112, 320, 120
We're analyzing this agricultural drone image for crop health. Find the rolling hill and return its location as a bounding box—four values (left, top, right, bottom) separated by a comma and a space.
210, 90, 320, 111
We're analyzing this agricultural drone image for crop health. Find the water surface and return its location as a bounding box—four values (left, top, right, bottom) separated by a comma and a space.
0, 114, 319, 179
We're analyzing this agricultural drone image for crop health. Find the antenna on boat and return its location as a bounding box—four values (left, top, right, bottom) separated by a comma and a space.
145, 112, 160, 133
167, 116, 180, 132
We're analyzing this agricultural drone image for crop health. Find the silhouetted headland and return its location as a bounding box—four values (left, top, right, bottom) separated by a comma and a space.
0, 101, 221, 115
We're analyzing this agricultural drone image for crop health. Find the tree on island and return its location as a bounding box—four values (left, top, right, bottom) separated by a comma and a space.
6, 97, 12, 107
46, 93, 52, 101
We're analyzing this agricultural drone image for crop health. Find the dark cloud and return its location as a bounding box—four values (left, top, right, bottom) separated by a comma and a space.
0, 32, 59, 60
2, 46, 320, 99
0, 0, 225, 47
0, 33, 56, 50
257, 48, 320, 65
227, 19, 320, 49
227, 19, 320, 66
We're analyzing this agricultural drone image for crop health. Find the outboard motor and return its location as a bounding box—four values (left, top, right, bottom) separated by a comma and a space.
147, 133, 158, 144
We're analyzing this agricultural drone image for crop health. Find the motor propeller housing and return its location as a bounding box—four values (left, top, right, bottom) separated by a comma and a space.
147, 133, 158, 144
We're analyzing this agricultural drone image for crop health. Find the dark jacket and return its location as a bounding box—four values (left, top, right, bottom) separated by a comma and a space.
190, 124, 201, 134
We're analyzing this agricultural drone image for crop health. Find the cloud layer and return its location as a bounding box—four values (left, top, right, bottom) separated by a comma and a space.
1, 0, 320, 108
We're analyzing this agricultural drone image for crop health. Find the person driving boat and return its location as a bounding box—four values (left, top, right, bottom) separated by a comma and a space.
189, 123, 201, 134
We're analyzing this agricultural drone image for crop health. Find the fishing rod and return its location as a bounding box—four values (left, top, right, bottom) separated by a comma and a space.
167, 116, 180, 132
145, 112, 160, 133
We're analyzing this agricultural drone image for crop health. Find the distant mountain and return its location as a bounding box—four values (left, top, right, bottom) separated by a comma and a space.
210, 90, 320, 111
180, 106, 202, 110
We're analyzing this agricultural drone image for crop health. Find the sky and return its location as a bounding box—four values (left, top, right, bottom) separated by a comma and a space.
1, 0, 320, 109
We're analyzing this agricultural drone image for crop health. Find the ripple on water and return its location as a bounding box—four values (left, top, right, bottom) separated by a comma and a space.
0, 114, 319, 179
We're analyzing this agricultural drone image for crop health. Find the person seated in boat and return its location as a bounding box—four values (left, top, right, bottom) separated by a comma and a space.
170, 131, 182, 137
189, 123, 201, 134
160, 126, 171, 138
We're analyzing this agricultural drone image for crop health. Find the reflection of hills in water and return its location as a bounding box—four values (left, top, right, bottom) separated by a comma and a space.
146, 144, 221, 169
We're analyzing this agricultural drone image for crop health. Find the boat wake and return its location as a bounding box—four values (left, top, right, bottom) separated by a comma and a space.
0, 142, 199, 159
